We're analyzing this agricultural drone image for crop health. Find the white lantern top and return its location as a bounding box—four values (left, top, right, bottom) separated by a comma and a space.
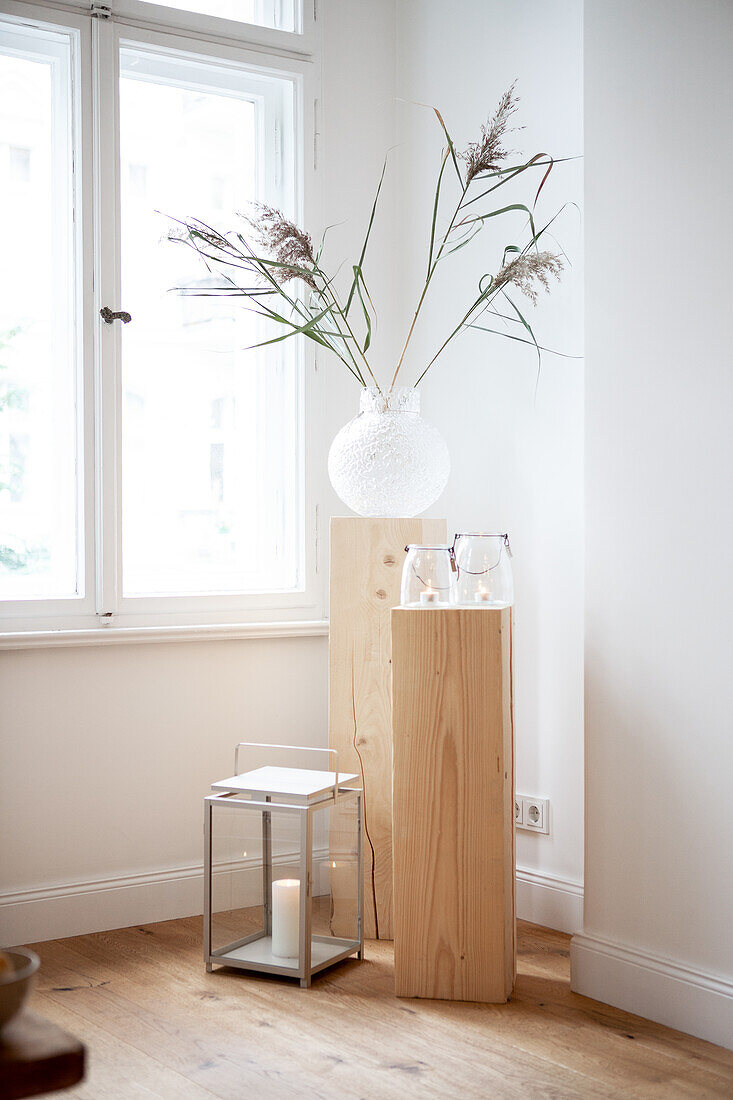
212, 765, 359, 804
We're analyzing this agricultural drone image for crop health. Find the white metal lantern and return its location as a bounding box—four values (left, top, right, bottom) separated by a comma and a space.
204, 744, 363, 988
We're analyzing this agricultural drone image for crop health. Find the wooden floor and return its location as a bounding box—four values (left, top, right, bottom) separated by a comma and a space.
25, 917, 733, 1099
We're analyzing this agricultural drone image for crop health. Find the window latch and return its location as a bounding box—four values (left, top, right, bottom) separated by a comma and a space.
100, 306, 131, 324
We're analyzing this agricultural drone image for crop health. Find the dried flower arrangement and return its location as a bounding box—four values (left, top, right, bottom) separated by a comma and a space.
169, 83, 568, 395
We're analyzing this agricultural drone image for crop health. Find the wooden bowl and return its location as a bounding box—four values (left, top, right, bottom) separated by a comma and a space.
0, 948, 40, 1031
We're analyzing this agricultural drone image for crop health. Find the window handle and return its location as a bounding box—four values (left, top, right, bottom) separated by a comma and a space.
100, 306, 132, 324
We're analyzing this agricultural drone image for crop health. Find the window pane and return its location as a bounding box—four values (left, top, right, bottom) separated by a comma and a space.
0, 24, 81, 600
135, 0, 299, 33
119, 49, 302, 597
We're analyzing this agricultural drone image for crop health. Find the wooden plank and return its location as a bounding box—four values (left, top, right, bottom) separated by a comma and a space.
0, 1010, 84, 1099
14, 1000, 209, 1100
329, 516, 446, 940
22, 917, 733, 1099
392, 607, 514, 1002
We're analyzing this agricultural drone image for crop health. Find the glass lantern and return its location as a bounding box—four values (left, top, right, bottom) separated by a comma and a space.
400, 544, 457, 607
454, 533, 514, 607
204, 744, 363, 988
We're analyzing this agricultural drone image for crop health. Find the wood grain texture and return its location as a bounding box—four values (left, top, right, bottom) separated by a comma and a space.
21, 916, 733, 1099
392, 607, 514, 1002
329, 517, 446, 940
0, 1010, 85, 1100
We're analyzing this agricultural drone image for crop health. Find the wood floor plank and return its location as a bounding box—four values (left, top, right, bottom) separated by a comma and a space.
37, 928, 614, 1098
25, 990, 215, 1099
515, 922, 733, 1076
22, 917, 733, 1099
50, 922, 733, 1097
34, 947, 329, 1100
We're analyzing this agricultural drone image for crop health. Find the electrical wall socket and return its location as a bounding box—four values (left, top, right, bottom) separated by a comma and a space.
516, 796, 549, 834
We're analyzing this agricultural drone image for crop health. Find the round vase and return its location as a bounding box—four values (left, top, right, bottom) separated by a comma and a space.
327, 387, 450, 517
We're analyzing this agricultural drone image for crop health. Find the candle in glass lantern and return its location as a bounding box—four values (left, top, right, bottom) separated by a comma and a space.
420, 586, 439, 606
474, 585, 491, 604
272, 878, 300, 958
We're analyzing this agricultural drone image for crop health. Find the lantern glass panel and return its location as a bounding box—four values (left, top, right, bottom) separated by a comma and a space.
454, 533, 514, 607
210, 799, 302, 966
400, 545, 456, 607
312, 796, 361, 946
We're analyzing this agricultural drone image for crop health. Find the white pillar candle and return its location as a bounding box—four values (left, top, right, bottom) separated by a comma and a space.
272, 878, 300, 959
474, 587, 491, 603
419, 587, 439, 605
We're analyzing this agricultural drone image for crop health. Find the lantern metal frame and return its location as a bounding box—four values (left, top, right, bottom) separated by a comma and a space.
204, 743, 363, 988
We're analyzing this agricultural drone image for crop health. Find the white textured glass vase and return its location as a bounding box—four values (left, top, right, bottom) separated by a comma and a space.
327, 387, 450, 517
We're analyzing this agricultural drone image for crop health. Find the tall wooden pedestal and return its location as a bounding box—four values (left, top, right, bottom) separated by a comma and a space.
329, 516, 445, 940
391, 607, 515, 1001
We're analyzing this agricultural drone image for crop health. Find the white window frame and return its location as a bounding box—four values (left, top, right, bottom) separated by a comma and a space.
113, 0, 317, 53
0, 0, 327, 642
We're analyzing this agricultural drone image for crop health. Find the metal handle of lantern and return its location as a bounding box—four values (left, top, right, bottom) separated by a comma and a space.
233, 742, 341, 800
451, 532, 512, 576
403, 543, 458, 591
451, 532, 511, 553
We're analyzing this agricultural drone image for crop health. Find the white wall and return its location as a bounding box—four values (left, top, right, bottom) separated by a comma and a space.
0, 636, 327, 942
393, 0, 585, 930
572, 0, 733, 1050
316, 0, 399, 500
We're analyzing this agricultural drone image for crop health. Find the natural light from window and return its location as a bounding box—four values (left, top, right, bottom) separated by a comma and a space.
119, 48, 302, 598
136, 0, 299, 33
0, 27, 80, 601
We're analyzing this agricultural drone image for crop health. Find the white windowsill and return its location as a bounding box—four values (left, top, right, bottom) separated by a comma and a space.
0, 619, 330, 650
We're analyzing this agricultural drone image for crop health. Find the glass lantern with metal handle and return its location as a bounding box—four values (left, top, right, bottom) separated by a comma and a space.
453, 533, 514, 607
400, 544, 457, 607
204, 743, 363, 988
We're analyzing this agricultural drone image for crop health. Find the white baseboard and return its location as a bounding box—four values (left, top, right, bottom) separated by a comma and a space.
0, 850, 315, 947
0, 865, 205, 946
571, 931, 733, 1052
9, 869, 731, 1050
2, 862, 584, 947
516, 867, 584, 933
